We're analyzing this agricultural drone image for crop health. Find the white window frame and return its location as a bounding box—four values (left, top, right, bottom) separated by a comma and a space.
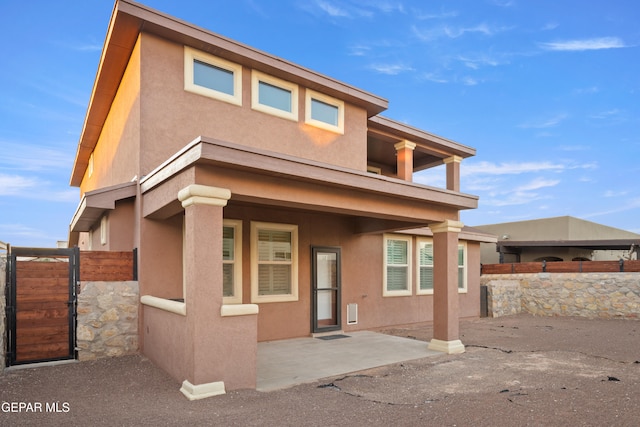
223, 219, 243, 305
458, 242, 468, 293
184, 46, 242, 106
251, 71, 298, 121
416, 237, 434, 295
383, 234, 412, 297
251, 221, 299, 303
100, 215, 108, 246
305, 89, 344, 134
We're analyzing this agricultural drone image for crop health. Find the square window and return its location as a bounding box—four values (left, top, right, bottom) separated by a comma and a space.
184, 47, 242, 106
251, 71, 298, 121
383, 234, 412, 296
305, 89, 344, 134
251, 222, 298, 303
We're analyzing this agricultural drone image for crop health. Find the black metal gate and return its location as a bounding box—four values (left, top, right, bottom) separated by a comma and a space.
5, 247, 79, 366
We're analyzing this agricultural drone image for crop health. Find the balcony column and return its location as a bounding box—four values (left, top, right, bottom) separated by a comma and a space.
394, 140, 416, 182
444, 155, 462, 192
428, 219, 465, 354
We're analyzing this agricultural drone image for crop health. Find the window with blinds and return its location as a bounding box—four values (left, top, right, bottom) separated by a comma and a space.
383, 235, 412, 296
222, 219, 242, 304
418, 239, 434, 294
251, 222, 298, 303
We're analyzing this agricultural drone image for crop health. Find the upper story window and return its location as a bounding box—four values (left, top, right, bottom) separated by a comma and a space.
184, 47, 242, 106
251, 71, 298, 121
305, 90, 344, 134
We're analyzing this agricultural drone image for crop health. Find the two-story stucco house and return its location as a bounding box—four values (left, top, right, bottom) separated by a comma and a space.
68, 0, 493, 399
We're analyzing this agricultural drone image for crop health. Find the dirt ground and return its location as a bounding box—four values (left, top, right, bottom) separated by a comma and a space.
1, 314, 639, 426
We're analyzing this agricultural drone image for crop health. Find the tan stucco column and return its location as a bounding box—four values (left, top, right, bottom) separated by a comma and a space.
394, 140, 416, 182
444, 155, 462, 192
428, 219, 465, 354
177, 184, 258, 400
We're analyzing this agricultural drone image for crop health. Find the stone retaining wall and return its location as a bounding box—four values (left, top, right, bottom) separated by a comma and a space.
76, 281, 139, 361
482, 273, 640, 319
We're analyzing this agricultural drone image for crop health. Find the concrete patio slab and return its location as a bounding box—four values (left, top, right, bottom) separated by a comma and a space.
257, 331, 440, 391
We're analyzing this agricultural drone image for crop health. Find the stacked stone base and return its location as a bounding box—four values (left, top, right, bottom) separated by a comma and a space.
76, 281, 139, 361
482, 273, 640, 319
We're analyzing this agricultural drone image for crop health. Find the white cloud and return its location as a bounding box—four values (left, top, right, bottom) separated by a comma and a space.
461, 160, 567, 176
0, 141, 72, 171
368, 63, 414, 75
519, 113, 568, 129
590, 109, 621, 119
603, 190, 629, 198
315, 0, 350, 17
461, 76, 479, 86
0, 174, 38, 195
412, 23, 510, 42
539, 37, 627, 51
422, 73, 448, 83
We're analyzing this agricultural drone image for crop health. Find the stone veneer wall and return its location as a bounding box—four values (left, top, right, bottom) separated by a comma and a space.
76, 281, 139, 361
482, 273, 640, 319
0, 259, 5, 370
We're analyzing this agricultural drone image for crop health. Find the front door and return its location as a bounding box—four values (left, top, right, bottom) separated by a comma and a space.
311, 246, 341, 333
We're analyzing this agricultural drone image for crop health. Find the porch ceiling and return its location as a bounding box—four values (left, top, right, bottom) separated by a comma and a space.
140, 137, 478, 233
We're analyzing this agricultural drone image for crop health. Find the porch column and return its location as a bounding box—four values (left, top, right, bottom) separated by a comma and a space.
444, 155, 462, 192
394, 140, 416, 182
428, 219, 465, 354
177, 184, 258, 400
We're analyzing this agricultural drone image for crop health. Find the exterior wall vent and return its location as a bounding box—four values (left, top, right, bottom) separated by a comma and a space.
347, 303, 358, 325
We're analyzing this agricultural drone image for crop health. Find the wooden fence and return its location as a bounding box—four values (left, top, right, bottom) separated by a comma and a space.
80, 250, 136, 281
482, 259, 640, 275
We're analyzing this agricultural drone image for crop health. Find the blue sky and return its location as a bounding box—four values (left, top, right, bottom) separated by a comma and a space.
1, 0, 639, 247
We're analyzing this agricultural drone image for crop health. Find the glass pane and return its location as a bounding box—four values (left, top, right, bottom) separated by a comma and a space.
458, 266, 465, 289
420, 266, 434, 290
223, 264, 234, 297
258, 81, 292, 112
258, 229, 292, 261
387, 266, 408, 291
387, 239, 407, 265
311, 98, 339, 126
419, 243, 433, 266
258, 264, 291, 295
222, 226, 234, 261
316, 252, 337, 289
316, 289, 338, 326
458, 245, 465, 266
193, 60, 234, 95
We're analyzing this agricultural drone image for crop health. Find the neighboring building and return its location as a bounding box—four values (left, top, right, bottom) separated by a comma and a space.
476, 216, 640, 264
67, 1, 493, 398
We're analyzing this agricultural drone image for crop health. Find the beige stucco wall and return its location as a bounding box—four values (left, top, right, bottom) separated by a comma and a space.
139, 200, 481, 343
138, 33, 369, 178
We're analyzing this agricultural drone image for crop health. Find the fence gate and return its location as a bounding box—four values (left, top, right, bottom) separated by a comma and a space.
5, 247, 79, 366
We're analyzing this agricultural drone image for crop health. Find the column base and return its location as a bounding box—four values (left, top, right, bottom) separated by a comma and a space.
428, 339, 465, 354
180, 380, 226, 400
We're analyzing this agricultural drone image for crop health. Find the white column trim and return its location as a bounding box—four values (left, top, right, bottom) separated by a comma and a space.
428, 339, 465, 354
394, 140, 417, 151
430, 220, 464, 234
178, 184, 231, 208
180, 380, 226, 400
443, 155, 463, 164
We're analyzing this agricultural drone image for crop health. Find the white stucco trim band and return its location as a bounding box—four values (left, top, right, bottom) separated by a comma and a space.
220, 304, 259, 317
140, 295, 186, 316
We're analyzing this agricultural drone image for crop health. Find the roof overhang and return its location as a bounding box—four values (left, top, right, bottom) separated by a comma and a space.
367, 116, 476, 172
70, 0, 389, 187
69, 181, 137, 238
498, 239, 640, 252
139, 137, 478, 233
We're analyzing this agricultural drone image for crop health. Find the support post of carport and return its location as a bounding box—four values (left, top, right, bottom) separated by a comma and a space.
428, 219, 465, 354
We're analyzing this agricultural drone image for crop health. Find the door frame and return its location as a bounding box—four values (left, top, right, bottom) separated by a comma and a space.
311, 246, 341, 334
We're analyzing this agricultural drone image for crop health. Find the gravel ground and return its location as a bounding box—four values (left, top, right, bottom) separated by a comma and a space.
1, 313, 638, 426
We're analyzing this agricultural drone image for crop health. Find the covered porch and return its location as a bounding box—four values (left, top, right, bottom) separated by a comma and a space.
136, 136, 477, 399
